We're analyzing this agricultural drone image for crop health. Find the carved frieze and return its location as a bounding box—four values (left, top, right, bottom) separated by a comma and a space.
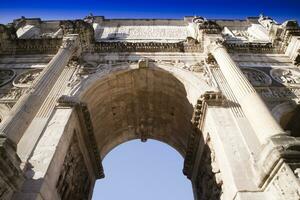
242, 68, 272, 87
0, 88, 23, 103
56, 134, 91, 200
94, 40, 201, 53
224, 42, 279, 53
0, 69, 15, 87
256, 87, 300, 101
13, 69, 42, 88
270, 68, 300, 87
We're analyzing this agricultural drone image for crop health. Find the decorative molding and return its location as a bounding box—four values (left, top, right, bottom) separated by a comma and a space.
242, 68, 272, 87
183, 91, 224, 179
13, 69, 42, 88
224, 42, 280, 53
57, 95, 104, 179
0, 37, 62, 55
194, 134, 223, 200
56, 134, 91, 200
270, 68, 300, 87
193, 17, 221, 34
94, 38, 202, 53
0, 88, 24, 104
0, 69, 16, 87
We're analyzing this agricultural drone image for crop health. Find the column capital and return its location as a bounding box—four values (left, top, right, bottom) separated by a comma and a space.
207, 38, 226, 53
61, 34, 81, 55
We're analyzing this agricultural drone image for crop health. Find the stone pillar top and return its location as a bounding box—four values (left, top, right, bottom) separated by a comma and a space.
61, 34, 80, 54
207, 39, 225, 53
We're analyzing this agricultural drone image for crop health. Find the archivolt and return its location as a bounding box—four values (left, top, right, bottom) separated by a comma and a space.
72, 62, 214, 158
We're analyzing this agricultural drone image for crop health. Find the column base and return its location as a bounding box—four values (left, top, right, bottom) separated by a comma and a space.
253, 135, 300, 194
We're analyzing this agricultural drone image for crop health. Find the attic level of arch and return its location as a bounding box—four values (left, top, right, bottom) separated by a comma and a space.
0, 15, 299, 55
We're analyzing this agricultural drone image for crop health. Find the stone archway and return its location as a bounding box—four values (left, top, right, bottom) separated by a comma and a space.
75, 62, 209, 158
49, 61, 220, 200
92, 139, 194, 200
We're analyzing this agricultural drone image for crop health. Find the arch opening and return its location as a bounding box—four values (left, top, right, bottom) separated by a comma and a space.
92, 139, 194, 200
71, 63, 214, 200
76, 63, 211, 158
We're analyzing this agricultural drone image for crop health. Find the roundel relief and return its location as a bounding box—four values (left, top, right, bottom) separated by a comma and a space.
270, 68, 300, 87
0, 69, 16, 87
242, 68, 272, 87
13, 69, 42, 88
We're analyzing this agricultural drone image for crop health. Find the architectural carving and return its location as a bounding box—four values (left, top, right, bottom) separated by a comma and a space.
57, 96, 105, 179
194, 135, 223, 200
0, 70, 16, 87
183, 91, 224, 178
94, 40, 201, 53
193, 17, 221, 34
56, 134, 91, 200
258, 14, 278, 31
0, 88, 23, 103
13, 69, 42, 88
270, 68, 300, 87
257, 87, 300, 101
0, 15, 300, 200
242, 68, 272, 87
0, 136, 24, 200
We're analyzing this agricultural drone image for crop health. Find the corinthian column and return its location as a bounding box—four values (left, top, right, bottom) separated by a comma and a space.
0, 34, 80, 144
209, 41, 285, 144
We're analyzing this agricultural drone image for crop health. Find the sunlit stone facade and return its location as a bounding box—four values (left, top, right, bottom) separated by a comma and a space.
0, 14, 300, 200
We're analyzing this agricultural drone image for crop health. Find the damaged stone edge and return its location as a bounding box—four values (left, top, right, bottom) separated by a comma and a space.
57, 95, 104, 179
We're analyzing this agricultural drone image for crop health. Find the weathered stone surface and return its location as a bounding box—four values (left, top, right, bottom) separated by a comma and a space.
0, 15, 299, 200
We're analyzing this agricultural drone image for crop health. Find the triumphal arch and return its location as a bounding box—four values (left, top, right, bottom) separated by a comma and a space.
0, 14, 300, 200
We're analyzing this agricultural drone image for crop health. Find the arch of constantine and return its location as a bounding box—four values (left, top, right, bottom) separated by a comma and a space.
0, 14, 300, 200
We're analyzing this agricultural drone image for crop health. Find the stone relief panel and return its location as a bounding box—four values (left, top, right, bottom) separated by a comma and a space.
239, 67, 300, 87
241, 68, 272, 87
257, 88, 300, 100
0, 69, 16, 87
270, 68, 300, 87
96, 25, 190, 42
56, 134, 91, 200
0, 68, 43, 107
12, 69, 42, 88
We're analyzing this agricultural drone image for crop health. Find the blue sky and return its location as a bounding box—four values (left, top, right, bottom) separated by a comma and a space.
93, 140, 193, 200
0, 0, 300, 23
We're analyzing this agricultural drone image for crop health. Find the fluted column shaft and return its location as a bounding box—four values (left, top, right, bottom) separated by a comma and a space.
0, 34, 79, 144
210, 43, 285, 144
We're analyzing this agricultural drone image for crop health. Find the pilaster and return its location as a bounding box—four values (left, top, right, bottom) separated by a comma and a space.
183, 91, 225, 200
